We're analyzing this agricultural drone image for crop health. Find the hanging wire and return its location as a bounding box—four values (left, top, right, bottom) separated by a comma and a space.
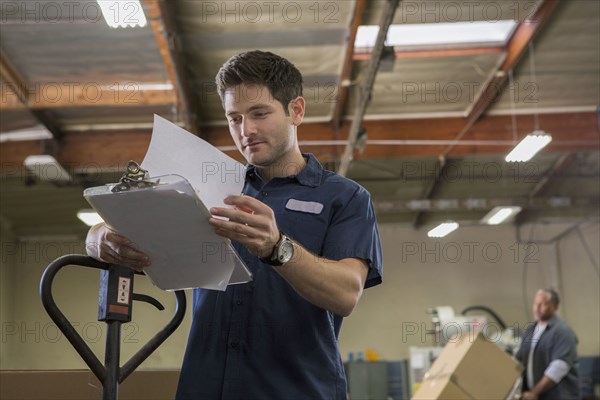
528, 41, 541, 131
576, 226, 600, 276
509, 69, 518, 143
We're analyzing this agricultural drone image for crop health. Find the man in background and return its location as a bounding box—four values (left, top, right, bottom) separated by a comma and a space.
516, 289, 579, 400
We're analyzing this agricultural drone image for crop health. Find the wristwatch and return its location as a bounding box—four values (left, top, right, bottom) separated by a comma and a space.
260, 232, 295, 266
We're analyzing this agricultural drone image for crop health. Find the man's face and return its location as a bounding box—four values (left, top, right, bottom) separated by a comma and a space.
223, 84, 301, 168
532, 291, 557, 322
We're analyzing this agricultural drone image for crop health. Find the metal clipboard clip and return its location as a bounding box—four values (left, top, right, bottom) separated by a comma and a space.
111, 161, 160, 193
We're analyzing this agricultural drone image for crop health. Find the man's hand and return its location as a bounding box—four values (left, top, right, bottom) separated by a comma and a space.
210, 196, 369, 316
521, 391, 538, 400
521, 375, 555, 400
85, 223, 150, 271
208, 195, 279, 258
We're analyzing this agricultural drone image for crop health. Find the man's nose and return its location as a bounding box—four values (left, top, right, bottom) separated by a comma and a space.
241, 117, 256, 137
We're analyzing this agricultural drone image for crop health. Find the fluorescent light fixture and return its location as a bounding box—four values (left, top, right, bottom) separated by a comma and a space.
505, 131, 552, 162
97, 0, 147, 28
0, 126, 53, 143
356, 20, 517, 49
77, 210, 104, 227
481, 206, 522, 225
427, 221, 459, 238
23, 155, 71, 182
356, 25, 380, 48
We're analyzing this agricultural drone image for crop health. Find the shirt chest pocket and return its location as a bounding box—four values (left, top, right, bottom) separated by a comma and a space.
280, 199, 329, 256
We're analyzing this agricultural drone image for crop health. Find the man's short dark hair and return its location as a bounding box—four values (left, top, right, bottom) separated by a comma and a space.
540, 288, 560, 306
215, 50, 303, 115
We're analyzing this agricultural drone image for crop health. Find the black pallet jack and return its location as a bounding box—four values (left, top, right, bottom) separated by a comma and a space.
40, 254, 186, 400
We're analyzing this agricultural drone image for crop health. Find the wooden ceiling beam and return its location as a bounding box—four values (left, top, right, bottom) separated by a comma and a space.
205, 111, 599, 155
331, 0, 366, 130
1, 112, 597, 175
515, 152, 579, 223
529, 153, 578, 198
0, 49, 27, 103
0, 48, 64, 139
338, 0, 401, 176
442, 0, 559, 156
353, 47, 504, 60
474, 0, 558, 119
0, 83, 177, 110
143, 0, 196, 133
1, 89, 25, 110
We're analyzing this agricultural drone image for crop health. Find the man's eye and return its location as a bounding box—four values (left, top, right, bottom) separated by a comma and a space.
253, 112, 268, 118
229, 117, 241, 124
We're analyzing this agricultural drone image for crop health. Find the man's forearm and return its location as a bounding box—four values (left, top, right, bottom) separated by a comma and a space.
531, 375, 556, 397
273, 242, 368, 317
206, 195, 370, 315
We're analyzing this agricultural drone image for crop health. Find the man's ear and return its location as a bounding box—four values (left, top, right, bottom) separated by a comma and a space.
288, 96, 305, 126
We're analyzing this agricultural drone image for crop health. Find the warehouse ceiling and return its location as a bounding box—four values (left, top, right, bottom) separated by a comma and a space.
0, 0, 599, 238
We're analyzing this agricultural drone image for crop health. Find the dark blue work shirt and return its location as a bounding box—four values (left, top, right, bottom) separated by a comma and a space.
176, 154, 383, 400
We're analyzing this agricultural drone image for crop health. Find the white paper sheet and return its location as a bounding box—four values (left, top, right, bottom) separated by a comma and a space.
83, 116, 252, 291
141, 115, 245, 211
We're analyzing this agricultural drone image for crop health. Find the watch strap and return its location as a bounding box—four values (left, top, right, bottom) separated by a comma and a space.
260, 232, 284, 266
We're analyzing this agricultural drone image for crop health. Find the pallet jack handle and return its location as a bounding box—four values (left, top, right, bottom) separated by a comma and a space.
40, 254, 187, 400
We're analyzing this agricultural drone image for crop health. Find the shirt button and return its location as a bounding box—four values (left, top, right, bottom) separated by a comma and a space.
235, 298, 243, 306
230, 339, 239, 348
261, 191, 268, 196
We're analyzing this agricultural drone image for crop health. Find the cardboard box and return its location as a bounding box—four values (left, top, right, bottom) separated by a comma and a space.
412, 374, 472, 400
412, 332, 523, 400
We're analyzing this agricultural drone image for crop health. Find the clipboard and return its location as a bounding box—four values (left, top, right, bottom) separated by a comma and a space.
84, 172, 252, 291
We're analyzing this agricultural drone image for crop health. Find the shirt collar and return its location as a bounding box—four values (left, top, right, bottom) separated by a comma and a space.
244, 153, 323, 188
535, 315, 558, 331
536, 321, 548, 329
546, 315, 559, 329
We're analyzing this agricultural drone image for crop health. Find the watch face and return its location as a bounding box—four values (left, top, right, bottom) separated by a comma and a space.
277, 240, 294, 264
